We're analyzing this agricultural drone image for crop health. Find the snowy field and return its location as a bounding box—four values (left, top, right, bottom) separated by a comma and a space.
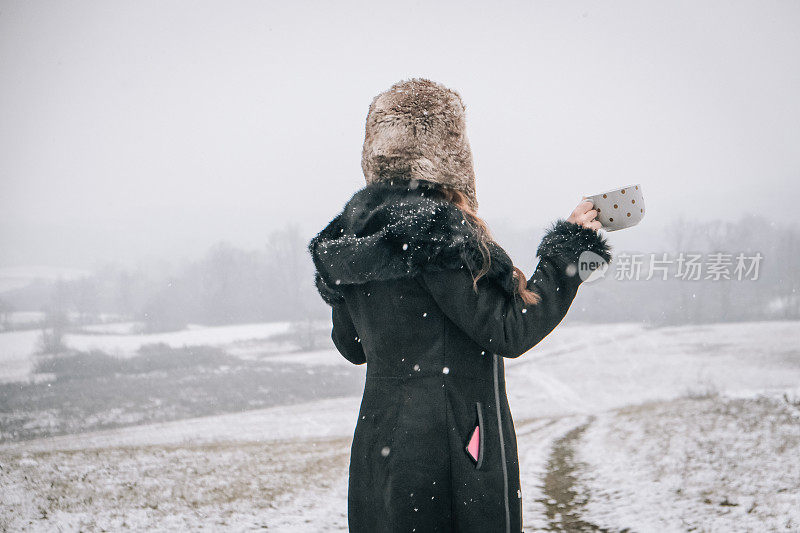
0, 266, 91, 293
576, 395, 800, 532
0, 321, 296, 383
1, 320, 799, 531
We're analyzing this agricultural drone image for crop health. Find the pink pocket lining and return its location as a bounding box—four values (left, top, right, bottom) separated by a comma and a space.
464, 401, 485, 468
466, 424, 480, 461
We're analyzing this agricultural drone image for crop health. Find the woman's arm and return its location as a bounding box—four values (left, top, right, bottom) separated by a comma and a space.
418, 219, 611, 359
331, 300, 367, 365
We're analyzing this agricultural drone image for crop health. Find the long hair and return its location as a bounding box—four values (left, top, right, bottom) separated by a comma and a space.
432, 186, 542, 306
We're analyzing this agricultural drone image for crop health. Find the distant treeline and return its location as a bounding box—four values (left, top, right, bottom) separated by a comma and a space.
0, 225, 328, 333
564, 214, 799, 325
0, 215, 797, 333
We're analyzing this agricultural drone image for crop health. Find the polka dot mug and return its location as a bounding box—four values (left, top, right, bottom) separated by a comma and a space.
582, 184, 645, 232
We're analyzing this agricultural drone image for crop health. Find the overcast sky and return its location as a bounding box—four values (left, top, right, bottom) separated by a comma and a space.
1, 0, 798, 271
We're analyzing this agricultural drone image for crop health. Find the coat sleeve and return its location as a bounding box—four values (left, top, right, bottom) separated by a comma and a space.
418, 219, 612, 359
330, 300, 367, 365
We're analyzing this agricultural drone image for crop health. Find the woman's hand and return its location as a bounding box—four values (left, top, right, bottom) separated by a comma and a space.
566, 199, 602, 231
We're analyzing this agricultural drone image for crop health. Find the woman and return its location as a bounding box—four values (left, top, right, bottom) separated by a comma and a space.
308, 78, 611, 533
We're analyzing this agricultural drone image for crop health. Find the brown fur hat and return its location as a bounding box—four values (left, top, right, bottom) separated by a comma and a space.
361, 78, 478, 210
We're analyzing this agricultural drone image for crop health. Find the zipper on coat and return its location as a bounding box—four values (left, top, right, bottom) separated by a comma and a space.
493, 353, 511, 533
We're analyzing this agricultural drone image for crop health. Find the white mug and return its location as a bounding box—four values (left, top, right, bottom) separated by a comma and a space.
582, 184, 645, 232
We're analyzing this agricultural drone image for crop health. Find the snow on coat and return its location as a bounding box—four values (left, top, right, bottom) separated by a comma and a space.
308, 180, 612, 532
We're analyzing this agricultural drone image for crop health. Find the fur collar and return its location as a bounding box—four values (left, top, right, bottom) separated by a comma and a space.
308, 181, 518, 306
308, 181, 613, 307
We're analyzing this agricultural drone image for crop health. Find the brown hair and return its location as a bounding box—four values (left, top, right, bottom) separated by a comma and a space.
433, 186, 541, 306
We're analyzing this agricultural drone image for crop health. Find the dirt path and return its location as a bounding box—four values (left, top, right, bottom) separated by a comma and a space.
535, 417, 613, 533
3, 414, 610, 531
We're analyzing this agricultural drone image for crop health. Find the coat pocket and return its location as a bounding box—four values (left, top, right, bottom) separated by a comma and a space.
464, 401, 486, 469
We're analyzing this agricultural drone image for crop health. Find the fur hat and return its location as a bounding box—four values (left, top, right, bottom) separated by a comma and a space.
361, 78, 479, 210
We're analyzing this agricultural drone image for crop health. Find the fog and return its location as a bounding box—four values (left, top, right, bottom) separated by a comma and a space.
2, 0, 798, 270
2, 3, 800, 531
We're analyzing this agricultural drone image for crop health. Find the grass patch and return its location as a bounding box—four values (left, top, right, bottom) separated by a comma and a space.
34, 344, 232, 379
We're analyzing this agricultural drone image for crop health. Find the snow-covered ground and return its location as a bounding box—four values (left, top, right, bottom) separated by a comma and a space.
0, 329, 42, 383
0, 266, 91, 293
576, 395, 800, 532
79, 321, 142, 334
1, 320, 799, 531
1, 311, 46, 327
0, 396, 362, 455
0, 321, 295, 383
65, 321, 295, 358
1, 432, 354, 531
505, 320, 800, 420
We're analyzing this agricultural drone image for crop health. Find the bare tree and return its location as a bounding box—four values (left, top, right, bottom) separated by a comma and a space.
39, 307, 69, 354
38, 280, 71, 354
0, 297, 13, 331
265, 224, 312, 320
663, 216, 704, 324
73, 276, 100, 325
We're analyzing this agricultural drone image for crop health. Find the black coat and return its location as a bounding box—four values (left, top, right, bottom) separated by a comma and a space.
309, 181, 611, 533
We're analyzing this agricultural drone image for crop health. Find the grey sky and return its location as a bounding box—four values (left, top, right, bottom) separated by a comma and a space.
1, 0, 798, 270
